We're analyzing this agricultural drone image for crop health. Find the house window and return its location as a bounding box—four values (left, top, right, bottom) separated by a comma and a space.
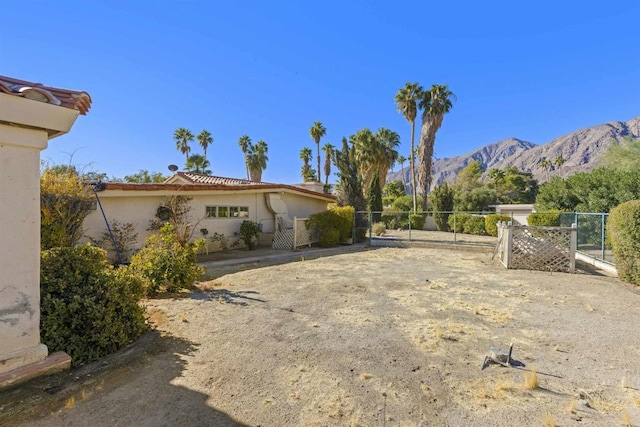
205, 205, 250, 219
205, 206, 217, 218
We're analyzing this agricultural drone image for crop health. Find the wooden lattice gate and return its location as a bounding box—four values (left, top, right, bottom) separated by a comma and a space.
271, 217, 319, 250
496, 223, 577, 273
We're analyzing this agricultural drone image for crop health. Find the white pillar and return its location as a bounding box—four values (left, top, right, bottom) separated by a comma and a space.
0, 125, 49, 373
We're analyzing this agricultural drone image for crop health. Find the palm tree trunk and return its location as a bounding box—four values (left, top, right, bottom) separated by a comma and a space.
409, 120, 417, 213
418, 114, 444, 212
316, 142, 321, 182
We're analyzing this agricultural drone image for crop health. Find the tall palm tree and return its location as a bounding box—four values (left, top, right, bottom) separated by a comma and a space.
174, 128, 194, 163
322, 143, 335, 185
185, 154, 212, 175
395, 82, 423, 213
375, 127, 400, 188
350, 127, 400, 193
309, 121, 326, 182
299, 147, 314, 181
417, 84, 456, 211
553, 155, 565, 177
238, 135, 252, 180
197, 130, 213, 161
539, 158, 552, 181
397, 154, 407, 192
247, 140, 268, 182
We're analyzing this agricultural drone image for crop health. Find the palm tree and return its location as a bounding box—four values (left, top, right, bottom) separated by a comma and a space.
351, 128, 400, 193
247, 140, 268, 182
309, 121, 326, 182
539, 158, 552, 181
417, 84, 456, 211
395, 82, 423, 213
238, 135, 252, 180
185, 154, 212, 175
174, 128, 194, 163
197, 130, 213, 161
299, 147, 314, 181
553, 156, 565, 176
396, 154, 407, 192
322, 143, 335, 185
375, 127, 400, 188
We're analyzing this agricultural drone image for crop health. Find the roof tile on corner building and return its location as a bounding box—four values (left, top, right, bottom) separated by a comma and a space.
0, 75, 92, 115
177, 172, 264, 186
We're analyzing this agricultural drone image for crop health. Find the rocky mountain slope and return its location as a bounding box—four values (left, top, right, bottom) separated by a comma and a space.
389, 115, 640, 187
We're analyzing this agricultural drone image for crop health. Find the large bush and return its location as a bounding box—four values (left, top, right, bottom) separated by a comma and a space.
463, 215, 486, 235
307, 206, 355, 247
409, 214, 425, 230
129, 223, 205, 294
447, 213, 471, 233
484, 214, 511, 237
432, 183, 454, 231
40, 244, 146, 366
527, 212, 561, 226
607, 200, 640, 285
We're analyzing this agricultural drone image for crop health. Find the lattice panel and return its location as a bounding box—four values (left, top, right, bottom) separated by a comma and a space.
510, 227, 572, 272
294, 218, 318, 248
272, 229, 294, 250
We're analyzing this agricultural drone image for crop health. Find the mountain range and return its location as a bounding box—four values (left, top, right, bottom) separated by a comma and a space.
388, 115, 640, 187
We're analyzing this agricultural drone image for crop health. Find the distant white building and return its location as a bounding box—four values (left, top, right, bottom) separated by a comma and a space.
489, 204, 535, 225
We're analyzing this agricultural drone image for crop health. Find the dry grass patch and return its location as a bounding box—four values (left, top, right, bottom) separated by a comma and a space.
522, 367, 539, 390
563, 398, 577, 414
543, 412, 556, 427
621, 409, 631, 426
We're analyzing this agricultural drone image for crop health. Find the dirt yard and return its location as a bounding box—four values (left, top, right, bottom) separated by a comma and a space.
4, 246, 640, 426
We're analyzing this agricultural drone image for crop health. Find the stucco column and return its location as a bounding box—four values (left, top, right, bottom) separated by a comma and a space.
0, 124, 49, 373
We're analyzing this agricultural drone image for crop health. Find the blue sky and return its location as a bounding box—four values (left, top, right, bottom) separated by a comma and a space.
2, 1, 639, 184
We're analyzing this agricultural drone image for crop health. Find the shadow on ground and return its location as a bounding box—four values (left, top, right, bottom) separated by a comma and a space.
0, 331, 247, 427
192, 289, 266, 305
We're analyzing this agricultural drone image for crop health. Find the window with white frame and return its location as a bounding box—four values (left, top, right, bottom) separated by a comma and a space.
205, 205, 249, 219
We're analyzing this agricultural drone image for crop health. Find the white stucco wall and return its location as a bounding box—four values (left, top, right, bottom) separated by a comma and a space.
83, 189, 332, 254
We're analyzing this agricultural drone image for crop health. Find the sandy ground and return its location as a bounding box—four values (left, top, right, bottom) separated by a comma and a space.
3, 246, 640, 426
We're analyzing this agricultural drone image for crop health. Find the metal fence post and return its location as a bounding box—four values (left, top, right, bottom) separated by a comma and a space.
293, 216, 297, 250
368, 211, 372, 245
601, 213, 606, 262
408, 210, 412, 241
453, 211, 457, 244
570, 223, 577, 273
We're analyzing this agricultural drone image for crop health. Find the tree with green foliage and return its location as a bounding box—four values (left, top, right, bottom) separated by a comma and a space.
535, 167, 640, 213
334, 137, 365, 211
495, 166, 537, 203
197, 129, 214, 161
367, 171, 383, 222
350, 127, 399, 192
185, 154, 212, 175
124, 169, 168, 183
553, 156, 565, 175
453, 160, 484, 193
174, 128, 194, 162
40, 167, 94, 249
395, 82, 423, 213
300, 147, 315, 181
383, 180, 405, 199
601, 136, 640, 171
454, 186, 498, 212
234, 220, 261, 250
238, 135, 252, 180
538, 158, 552, 181
310, 121, 326, 182
417, 84, 456, 211
396, 154, 407, 191
246, 140, 269, 182
322, 143, 335, 185
431, 182, 454, 231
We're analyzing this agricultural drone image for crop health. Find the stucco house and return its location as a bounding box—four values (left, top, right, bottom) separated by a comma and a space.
0, 75, 91, 387
83, 172, 336, 254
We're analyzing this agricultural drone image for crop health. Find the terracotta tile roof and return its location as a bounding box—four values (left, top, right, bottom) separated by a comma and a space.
0, 75, 91, 115
176, 172, 264, 186
103, 181, 336, 201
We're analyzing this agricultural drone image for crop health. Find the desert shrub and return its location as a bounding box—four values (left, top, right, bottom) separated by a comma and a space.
607, 200, 640, 285
381, 210, 406, 228
485, 214, 512, 237
463, 215, 486, 235
409, 214, 425, 230
40, 244, 146, 366
432, 183, 454, 231
382, 196, 396, 207
447, 213, 471, 233
40, 167, 94, 249
234, 220, 260, 250
129, 223, 205, 295
528, 212, 561, 226
392, 195, 422, 212
91, 220, 138, 263
307, 208, 353, 247
372, 222, 386, 236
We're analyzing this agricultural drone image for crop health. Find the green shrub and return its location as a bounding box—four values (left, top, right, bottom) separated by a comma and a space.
372, 222, 386, 236
607, 200, 640, 285
463, 215, 486, 235
235, 220, 260, 250
129, 223, 205, 294
307, 207, 354, 247
484, 214, 512, 237
409, 214, 425, 230
40, 244, 146, 366
447, 213, 471, 233
392, 195, 422, 212
527, 212, 561, 226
